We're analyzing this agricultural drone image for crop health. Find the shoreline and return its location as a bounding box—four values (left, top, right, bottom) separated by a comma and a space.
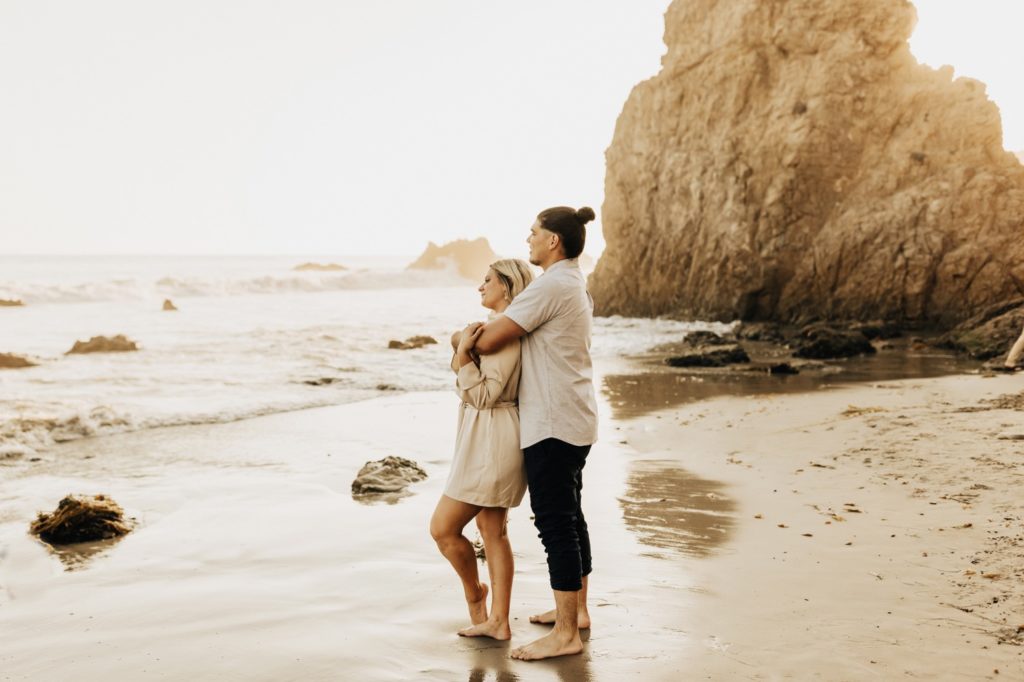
1, 364, 1021, 679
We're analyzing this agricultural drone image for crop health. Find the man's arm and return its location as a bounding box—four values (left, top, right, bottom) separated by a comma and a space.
475, 315, 527, 355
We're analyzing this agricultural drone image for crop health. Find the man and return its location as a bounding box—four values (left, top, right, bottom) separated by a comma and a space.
474, 205, 599, 661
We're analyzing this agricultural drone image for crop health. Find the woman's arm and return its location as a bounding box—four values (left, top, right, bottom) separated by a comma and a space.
456, 322, 484, 368
456, 340, 519, 409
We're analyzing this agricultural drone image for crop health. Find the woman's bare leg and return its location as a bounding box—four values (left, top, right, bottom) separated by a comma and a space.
430, 495, 488, 625
458, 507, 513, 640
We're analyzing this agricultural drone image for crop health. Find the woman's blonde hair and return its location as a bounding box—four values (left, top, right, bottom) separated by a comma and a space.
489, 259, 534, 302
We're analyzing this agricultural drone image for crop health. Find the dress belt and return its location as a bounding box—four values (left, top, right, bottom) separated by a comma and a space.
462, 400, 518, 409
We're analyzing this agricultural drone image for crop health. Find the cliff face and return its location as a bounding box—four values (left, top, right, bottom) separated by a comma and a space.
590, 0, 1024, 326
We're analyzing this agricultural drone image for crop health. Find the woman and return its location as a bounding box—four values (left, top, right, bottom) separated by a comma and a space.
429, 258, 534, 641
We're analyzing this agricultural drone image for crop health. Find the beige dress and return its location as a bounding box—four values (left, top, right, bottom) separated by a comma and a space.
444, 337, 527, 508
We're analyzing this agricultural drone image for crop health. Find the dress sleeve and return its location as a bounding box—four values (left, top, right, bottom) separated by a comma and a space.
456, 340, 519, 409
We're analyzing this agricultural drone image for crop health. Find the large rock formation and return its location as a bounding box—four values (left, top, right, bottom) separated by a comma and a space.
590, 0, 1024, 327
407, 238, 499, 282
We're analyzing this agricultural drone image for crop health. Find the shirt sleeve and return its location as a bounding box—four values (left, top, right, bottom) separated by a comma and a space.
456, 341, 519, 409
502, 275, 562, 333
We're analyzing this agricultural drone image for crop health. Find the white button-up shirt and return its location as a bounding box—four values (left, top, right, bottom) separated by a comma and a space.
502, 258, 598, 449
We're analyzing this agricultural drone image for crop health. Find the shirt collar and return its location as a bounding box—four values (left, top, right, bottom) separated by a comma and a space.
544, 258, 578, 275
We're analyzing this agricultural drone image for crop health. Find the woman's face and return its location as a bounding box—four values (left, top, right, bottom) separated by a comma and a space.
479, 268, 508, 311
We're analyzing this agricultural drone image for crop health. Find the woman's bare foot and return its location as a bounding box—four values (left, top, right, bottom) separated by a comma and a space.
466, 582, 489, 625
509, 630, 583, 661
528, 608, 590, 629
458, 617, 511, 641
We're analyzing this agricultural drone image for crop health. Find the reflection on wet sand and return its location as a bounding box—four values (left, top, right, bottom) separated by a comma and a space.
45, 538, 121, 571
620, 460, 736, 559
604, 347, 978, 419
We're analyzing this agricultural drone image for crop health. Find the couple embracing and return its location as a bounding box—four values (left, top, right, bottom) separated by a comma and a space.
429, 205, 599, 661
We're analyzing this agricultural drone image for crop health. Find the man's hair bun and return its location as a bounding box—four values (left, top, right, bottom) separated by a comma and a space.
575, 206, 596, 224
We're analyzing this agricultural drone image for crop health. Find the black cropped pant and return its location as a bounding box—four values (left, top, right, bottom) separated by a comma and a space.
523, 438, 592, 591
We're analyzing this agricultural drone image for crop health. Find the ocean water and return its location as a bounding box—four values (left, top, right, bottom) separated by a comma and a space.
0, 255, 726, 459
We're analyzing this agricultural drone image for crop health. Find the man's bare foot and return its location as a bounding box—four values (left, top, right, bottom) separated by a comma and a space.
457, 617, 511, 641
466, 582, 488, 625
528, 608, 590, 629
509, 630, 583, 661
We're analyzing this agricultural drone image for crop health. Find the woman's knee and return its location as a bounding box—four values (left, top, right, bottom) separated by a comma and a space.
430, 514, 457, 545
476, 510, 508, 540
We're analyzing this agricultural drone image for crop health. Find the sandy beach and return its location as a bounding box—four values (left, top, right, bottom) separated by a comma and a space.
4, 0, 1024, 678
1, 359, 1021, 681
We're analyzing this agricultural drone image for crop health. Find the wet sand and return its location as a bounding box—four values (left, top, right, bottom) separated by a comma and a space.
1, 361, 1022, 680
616, 371, 1024, 679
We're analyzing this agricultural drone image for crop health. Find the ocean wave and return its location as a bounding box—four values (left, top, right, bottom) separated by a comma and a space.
0, 385, 414, 461
0, 267, 472, 305
0, 406, 134, 459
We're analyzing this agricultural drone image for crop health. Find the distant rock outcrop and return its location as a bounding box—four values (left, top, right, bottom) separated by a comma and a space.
388, 335, 438, 350
407, 238, 499, 282
66, 335, 139, 354
0, 299, 24, 307
590, 0, 1024, 327
293, 262, 347, 272
162, 299, 178, 311
0, 352, 36, 369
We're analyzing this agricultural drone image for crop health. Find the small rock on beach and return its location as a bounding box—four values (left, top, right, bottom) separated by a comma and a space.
30, 494, 134, 545
351, 456, 427, 495
793, 325, 876, 359
665, 343, 750, 367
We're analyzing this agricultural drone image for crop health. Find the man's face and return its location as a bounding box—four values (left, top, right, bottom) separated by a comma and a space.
526, 220, 555, 266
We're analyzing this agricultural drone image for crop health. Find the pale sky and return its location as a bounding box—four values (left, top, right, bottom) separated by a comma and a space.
1, 1, 1021, 258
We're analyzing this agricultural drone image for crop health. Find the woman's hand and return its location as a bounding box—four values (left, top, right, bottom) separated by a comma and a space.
457, 322, 484, 355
